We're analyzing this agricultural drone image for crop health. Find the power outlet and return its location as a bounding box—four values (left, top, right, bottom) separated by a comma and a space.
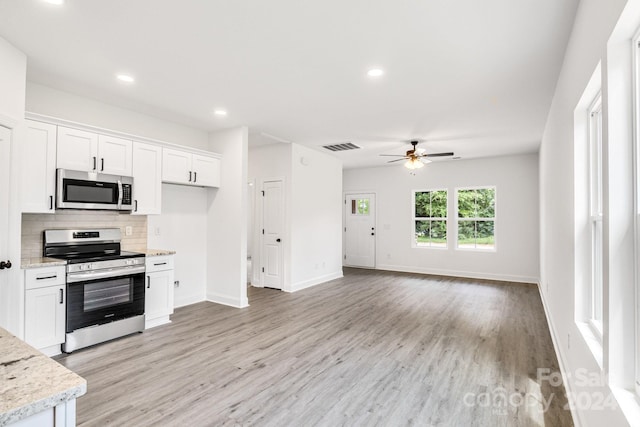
125, 226, 133, 236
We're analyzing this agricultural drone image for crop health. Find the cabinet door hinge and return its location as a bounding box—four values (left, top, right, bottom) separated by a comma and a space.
262, 267, 265, 272
262, 191, 265, 196
262, 229, 265, 234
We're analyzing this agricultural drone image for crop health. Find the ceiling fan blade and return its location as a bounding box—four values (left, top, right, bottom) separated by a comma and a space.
379, 154, 407, 157
422, 152, 455, 158
387, 158, 408, 163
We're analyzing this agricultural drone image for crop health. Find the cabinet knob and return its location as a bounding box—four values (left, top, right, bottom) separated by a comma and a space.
0, 260, 11, 270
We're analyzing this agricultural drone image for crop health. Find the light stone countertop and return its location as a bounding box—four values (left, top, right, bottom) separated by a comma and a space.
20, 257, 67, 269
0, 327, 86, 425
142, 249, 176, 257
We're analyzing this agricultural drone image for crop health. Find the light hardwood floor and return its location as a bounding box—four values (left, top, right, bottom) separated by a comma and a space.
56, 268, 573, 427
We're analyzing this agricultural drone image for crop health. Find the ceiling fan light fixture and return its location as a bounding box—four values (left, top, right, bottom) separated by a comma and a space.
404, 157, 425, 170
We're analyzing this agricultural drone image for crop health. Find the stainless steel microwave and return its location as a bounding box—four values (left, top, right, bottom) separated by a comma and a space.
56, 169, 133, 211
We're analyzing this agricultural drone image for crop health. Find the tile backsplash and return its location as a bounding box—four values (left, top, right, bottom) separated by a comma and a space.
22, 212, 147, 259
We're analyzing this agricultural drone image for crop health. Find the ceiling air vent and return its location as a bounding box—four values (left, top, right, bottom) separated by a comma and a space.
322, 142, 361, 152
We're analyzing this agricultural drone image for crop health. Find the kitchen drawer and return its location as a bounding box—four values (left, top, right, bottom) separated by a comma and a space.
145, 255, 174, 273
25, 266, 66, 290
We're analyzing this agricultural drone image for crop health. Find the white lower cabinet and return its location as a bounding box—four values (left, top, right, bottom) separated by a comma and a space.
145, 256, 174, 329
24, 266, 66, 356
9, 399, 78, 427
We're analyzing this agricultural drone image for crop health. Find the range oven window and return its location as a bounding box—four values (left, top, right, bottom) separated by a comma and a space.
83, 278, 133, 311
64, 179, 119, 204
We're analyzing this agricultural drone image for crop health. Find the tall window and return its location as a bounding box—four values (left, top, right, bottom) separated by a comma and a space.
588, 93, 603, 337
456, 187, 496, 250
413, 190, 447, 248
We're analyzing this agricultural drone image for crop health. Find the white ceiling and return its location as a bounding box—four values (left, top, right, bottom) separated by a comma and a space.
0, 0, 579, 168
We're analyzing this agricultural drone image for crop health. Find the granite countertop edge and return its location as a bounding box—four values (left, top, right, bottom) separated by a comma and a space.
0, 328, 87, 426
143, 249, 176, 257
0, 382, 87, 426
20, 257, 67, 269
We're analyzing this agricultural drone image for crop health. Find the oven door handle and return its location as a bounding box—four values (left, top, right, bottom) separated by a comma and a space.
67, 265, 146, 283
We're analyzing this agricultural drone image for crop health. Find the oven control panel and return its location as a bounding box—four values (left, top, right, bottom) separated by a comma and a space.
67, 257, 145, 273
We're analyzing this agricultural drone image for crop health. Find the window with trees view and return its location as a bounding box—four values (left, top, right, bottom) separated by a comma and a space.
413, 190, 447, 248
457, 187, 496, 250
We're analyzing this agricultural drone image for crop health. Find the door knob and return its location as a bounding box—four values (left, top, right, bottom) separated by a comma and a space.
371, 233, 375, 236
0, 260, 12, 270
276, 238, 281, 242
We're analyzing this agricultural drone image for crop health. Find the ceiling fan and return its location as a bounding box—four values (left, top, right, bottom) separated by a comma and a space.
380, 141, 454, 169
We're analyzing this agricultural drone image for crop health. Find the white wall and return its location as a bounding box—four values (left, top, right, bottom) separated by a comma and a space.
248, 142, 292, 287
0, 37, 26, 124
147, 184, 208, 307
26, 82, 209, 150
344, 154, 539, 283
207, 127, 249, 307
290, 144, 343, 291
539, 0, 632, 425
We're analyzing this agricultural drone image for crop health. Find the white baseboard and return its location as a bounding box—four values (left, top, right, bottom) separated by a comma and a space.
39, 344, 62, 357
206, 291, 249, 308
374, 264, 539, 284
145, 316, 171, 330
174, 294, 206, 309
287, 270, 344, 293
536, 282, 583, 427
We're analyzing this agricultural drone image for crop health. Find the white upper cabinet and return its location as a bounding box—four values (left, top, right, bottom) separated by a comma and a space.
57, 126, 132, 175
162, 148, 192, 184
98, 135, 133, 176
162, 148, 220, 188
132, 142, 162, 215
192, 153, 221, 187
21, 120, 57, 213
56, 127, 98, 172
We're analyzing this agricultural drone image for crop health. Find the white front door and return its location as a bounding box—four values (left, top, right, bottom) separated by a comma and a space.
344, 193, 376, 268
261, 180, 284, 289
0, 126, 11, 329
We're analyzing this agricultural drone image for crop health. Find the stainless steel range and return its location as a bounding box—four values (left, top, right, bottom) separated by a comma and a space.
44, 228, 145, 353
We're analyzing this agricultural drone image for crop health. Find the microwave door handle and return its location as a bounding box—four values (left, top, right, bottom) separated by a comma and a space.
117, 180, 123, 208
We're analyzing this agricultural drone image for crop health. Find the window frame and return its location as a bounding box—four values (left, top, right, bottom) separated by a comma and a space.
632, 29, 640, 398
411, 188, 448, 250
454, 186, 497, 252
588, 92, 604, 342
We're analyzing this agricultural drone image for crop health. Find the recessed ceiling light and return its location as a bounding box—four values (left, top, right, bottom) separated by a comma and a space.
116, 74, 135, 83
367, 68, 384, 77
43, 0, 64, 5
214, 110, 228, 116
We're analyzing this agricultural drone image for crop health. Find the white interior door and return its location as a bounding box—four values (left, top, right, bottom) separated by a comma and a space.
344, 193, 376, 268
261, 180, 284, 289
0, 127, 11, 329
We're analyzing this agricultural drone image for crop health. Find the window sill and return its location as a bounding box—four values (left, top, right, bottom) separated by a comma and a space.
455, 247, 497, 253
610, 387, 640, 426
412, 245, 448, 250
576, 321, 603, 369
